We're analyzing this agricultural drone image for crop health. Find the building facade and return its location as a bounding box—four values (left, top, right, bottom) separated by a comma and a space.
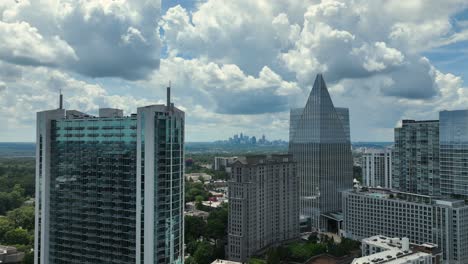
440, 110, 468, 198
342, 188, 468, 264
289, 74, 353, 230
227, 155, 299, 262
34, 92, 184, 264
362, 149, 392, 188
213, 157, 238, 171
393, 120, 440, 196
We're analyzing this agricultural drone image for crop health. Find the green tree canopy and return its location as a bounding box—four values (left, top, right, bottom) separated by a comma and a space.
185, 216, 206, 243
0, 185, 26, 215
192, 241, 215, 264
206, 204, 228, 240
7, 205, 35, 230
3, 228, 31, 245
0, 217, 14, 242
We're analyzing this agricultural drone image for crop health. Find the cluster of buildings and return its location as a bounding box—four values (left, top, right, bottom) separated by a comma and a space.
347, 109, 468, 264
225, 74, 353, 262
215, 133, 287, 146
32, 73, 468, 264
224, 74, 468, 264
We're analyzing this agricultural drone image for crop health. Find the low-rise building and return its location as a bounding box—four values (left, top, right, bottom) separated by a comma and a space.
211, 259, 242, 264
202, 200, 225, 209
352, 235, 441, 264
184, 209, 210, 220
210, 180, 228, 188
0, 245, 25, 264
353, 250, 432, 264
343, 188, 468, 264
186, 172, 212, 182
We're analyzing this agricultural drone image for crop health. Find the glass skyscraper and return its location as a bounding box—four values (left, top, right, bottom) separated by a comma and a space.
393, 120, 440, 196
440, 110, 468, 198
34, 93, 184, 264
289, 74, 353, 231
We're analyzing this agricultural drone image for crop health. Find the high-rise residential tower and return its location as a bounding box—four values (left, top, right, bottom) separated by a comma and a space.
227, 155, 299, 262
393, 120, 440, 196
289, 74, 353, 231
440, 110, 468, 198
34, 90, 184, 264
362, 149, 392, 188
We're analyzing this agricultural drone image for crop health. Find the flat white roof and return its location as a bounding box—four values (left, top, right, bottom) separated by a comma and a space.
211, 259, 242, 264
362, 236, 404, 250
353, 250, 430, 264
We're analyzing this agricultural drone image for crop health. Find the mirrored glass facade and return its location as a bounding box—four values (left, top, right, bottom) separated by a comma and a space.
289, 74, 353, 230
50, 117, 137, 263
35, 104, 184, 264
440, 110, 468, 198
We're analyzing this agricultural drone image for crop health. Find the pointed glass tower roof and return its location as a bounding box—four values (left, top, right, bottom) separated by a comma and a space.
291, 74, 349, 144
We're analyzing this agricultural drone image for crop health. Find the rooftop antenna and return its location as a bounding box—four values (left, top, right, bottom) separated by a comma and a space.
167, 81, 171, 109
59, 89, 63, 109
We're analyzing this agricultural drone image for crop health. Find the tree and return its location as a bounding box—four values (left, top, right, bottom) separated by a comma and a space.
7, 205, 35, 230
0, 184, 26, 215
185, 181, 210, 202
353, 166, 362, 183
192, 241, 215, 264
22, 250, 34, 264
185, 216, 206, 243
3, 228, 31, 245
266, 248, 280, 264
186, 240, 200, 256
198, 175, 205, 184
206, 204, 228, 240
185, 257, 197, 264
0, 217, 13, 242
195, 195, 205, 210
287, 242, 326, 262
308, 233, 318, 243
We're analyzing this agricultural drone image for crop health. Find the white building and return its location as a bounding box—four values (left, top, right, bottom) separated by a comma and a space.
362, 148, 392, 188
211, 260, 242, 264
185, 172, 212, 182
352, 236, 437, 264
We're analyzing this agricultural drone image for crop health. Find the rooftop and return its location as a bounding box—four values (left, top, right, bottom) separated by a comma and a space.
353, 236, 436, 264
345, 187, 467, 208
401, 119, 439, 125
211, 259, 242, 264
352, 250, 430, 264
362, 236, 407, 251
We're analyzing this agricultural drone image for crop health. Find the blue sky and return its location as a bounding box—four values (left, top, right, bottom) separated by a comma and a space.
0, 0, 467, 142
425, 8, 468, 82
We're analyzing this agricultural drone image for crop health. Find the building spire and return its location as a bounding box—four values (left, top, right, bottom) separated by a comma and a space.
167, 81, 171, 108
59, 89, 63, 109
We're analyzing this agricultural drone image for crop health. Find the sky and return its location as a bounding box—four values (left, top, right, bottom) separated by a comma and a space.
0, 0, 468, 142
